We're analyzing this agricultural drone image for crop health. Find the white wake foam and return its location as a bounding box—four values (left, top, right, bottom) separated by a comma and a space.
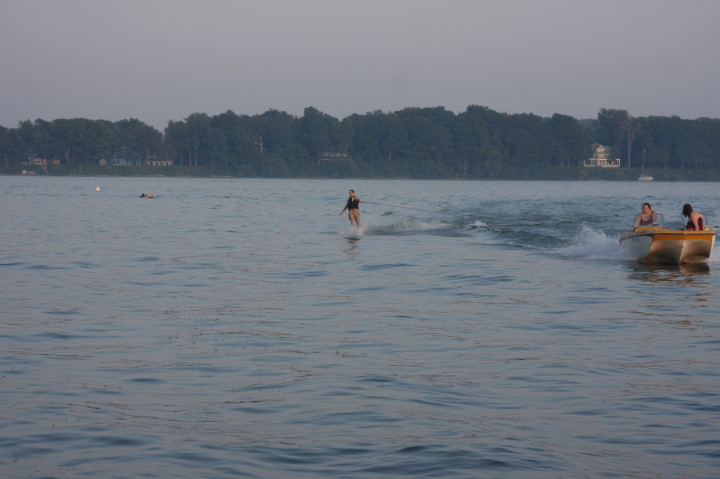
555, 225, 625, 261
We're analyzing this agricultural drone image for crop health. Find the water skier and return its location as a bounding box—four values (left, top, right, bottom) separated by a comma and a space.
340, 189, 362, 227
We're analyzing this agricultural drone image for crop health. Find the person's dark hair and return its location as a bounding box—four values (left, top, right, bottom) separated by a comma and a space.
682, 203, 693, 217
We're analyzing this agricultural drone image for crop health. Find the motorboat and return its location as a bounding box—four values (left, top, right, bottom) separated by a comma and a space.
637, 175, 654, 182
620, 213, 716, 265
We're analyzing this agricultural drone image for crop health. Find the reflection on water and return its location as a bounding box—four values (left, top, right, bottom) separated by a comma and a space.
624, 261, 717, 314
626, 261, 712, 283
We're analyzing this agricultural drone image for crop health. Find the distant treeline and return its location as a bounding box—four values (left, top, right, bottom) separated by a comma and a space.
1, 106, 719, 179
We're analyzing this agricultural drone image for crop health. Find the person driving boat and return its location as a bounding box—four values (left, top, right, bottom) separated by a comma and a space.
633, 202, 658, 227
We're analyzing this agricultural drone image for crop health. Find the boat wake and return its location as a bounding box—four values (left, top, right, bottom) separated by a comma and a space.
554, 225, 626, 261
359, 217, 462, 237
709, 245, 720, 263
465, 220, 488, 230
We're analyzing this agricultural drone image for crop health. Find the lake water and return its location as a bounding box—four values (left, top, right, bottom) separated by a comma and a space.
1, 176, 719, 479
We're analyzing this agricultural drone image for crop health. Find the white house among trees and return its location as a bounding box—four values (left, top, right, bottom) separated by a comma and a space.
582, 144, 620, 167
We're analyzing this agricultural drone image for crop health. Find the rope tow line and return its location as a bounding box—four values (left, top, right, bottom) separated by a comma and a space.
362, 201, 475, 217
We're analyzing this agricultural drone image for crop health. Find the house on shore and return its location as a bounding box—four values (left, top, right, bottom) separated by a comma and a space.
316, 151, 353, 166
582, 145, 620, 168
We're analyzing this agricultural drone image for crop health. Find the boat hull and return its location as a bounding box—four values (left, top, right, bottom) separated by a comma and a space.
619, 227, 716, 265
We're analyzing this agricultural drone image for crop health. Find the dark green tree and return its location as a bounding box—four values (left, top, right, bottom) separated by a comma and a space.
294, 107, 342, 160
0, 126, 27, 167
595, 108, 630, 165
547, 113, 592, 167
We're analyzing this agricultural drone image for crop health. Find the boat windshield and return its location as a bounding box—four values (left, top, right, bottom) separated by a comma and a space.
633, 212, 663, 227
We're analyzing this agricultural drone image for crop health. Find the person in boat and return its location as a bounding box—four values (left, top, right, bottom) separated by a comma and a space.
634, 202, 657, 227
339, 189, 362, 227
140, 193, 155, 198
682, 203, 704, 230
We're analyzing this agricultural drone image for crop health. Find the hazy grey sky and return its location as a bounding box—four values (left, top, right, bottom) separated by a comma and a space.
2, 0, 719, 130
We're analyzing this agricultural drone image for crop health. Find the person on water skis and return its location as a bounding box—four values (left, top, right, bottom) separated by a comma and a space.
340, 189, 363, 228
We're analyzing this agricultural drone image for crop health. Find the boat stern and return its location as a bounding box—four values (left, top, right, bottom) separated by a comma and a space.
620, 226, 716, 265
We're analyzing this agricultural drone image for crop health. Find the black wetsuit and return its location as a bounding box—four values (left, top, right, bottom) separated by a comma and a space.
346, 196, 360, 210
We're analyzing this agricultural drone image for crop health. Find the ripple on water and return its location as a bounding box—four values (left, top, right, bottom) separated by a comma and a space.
2, 178, 720, 478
